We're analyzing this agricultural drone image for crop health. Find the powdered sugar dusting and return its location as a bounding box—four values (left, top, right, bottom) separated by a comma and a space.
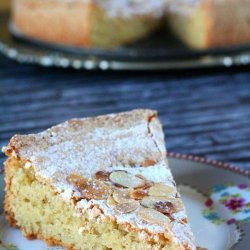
4, 109, 195, 249
171, 210, 187, 221
172, 222, 195, 247
167, 0, 202, 16
111, 161, 172, 181
61, 0, 202, 17
95, 0, 166, 18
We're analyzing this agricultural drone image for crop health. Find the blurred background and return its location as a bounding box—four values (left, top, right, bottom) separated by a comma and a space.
0, 0, 250, 172
0, 1, 9, 10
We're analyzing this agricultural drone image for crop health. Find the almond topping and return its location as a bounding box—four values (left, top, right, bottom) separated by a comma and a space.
114, 200, 140, 214
95, 171, 110, 181
142, 181, 153, 190
135, 174, 147, 180
141, 196, 169, 208
171, 198, 184, 212
148, 183, 176, 197
107, 195, 117, 208
110, 171, 145, 188
141, 196, 183, 213
154, 201, 175, 215
67, 174, 88, 190
180, 218, 188, 224
67, 174, 111, 200
113, 189, 133, 204
142, 159, 156, 167
135, 175, 153, 189
130, 189, 148, 200
138, 208, 170, 226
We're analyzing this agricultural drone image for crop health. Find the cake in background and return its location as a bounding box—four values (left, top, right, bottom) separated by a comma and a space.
0, 0, 9, 11
10, 0, 250, 49
167, 0, 250, 49
11, 0, 164, 48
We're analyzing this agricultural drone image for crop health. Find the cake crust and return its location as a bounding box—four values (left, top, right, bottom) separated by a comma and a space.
3, 109, 195, 250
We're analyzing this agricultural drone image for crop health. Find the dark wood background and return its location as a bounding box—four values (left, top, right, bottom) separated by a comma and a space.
0, 55, 250, 171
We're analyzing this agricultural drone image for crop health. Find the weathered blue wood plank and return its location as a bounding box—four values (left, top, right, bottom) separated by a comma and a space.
0, 55, 250, 170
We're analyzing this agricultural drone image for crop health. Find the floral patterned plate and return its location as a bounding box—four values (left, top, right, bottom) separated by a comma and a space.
0, 153, 249, 250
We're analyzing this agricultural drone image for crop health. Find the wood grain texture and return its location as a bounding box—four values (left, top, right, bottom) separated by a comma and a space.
0, 55, 250, 170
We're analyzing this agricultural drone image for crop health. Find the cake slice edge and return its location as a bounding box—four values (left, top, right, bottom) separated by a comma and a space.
3, 109, 196, 250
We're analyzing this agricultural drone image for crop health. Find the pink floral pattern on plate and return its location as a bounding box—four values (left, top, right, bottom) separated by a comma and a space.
203, 183, 250, 225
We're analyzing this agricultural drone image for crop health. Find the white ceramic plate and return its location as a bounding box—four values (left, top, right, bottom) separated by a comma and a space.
0, 153, 249, 250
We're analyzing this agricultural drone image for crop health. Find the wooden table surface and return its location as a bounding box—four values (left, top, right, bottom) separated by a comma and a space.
0, 54, 250, 171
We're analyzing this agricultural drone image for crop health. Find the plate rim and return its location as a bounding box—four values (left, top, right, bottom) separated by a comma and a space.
167, 152, 250, 178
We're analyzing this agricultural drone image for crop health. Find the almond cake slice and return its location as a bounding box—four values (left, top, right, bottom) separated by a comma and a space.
3, 109, 195, 250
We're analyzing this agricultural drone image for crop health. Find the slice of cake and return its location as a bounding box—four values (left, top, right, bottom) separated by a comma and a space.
3, 109, 195, 250
11, 0, 164, 48
166, 0, 250, 49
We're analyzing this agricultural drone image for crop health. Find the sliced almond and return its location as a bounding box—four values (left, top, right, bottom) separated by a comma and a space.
154, 201, 175, 215
142, 159, 156, 167
114, 200, 140, 214
107, 195, 117, 208
142, 181, 153, 190
130, 189, 148, 200
113, 183, 125, 188
67, 174, 88, 190
67, 174, 111, 200
83, 180, 112, 200
141, 196, 183, 213
180, 218, 188, 224
135, 174, 147, 180
171, 198, 184, 212
113, 189, 133, 204
135, 175, 153, 189
138, 208, 170, 226
148, 183, 176, 198
141, 196, 169, 208
110, 171, 145, 188
95, 171, 110, 181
